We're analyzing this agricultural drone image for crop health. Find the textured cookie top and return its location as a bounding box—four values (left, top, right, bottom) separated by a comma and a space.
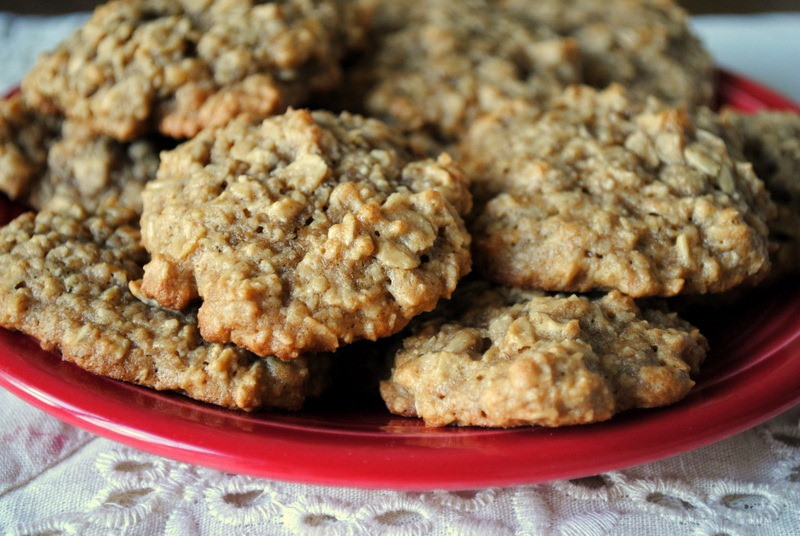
462, 85, 774, 297
32, 121, 165, 215
381, 282, 707, 428
497, 0, 714, 106
22, 0, 367, 140
358, 0, 581, 140
140, 109, 472, 360
718, 110, 800, 277
0, 206, 327, 411
0, 94, 60, 200
0, 95, 166, 214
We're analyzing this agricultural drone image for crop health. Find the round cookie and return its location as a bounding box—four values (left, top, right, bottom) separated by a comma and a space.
381, 282, 708, 428
461, 85, 774, 297
355, 0, 582, 141
22, 0, 368, 140
140, 109, 472, 360
28, 121, 168, 215
0, 205, 328, 411
0, 94, 168, 215
712, 109, 800, 278
0, 94, 60, 201
496, 0, 715, 106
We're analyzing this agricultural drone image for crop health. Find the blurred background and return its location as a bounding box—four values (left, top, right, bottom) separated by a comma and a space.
0, 0, 799, 13
1, 0, 798, 101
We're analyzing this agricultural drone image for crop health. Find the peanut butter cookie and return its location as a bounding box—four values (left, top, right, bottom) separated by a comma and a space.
462, 85, 774, 297
22, 0, 367, 140
140, 109, 472, 360
381, 282, 707, 428
0, 205, 327, 411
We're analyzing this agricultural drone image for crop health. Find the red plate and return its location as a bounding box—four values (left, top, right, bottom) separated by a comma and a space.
1, 71, 799, 490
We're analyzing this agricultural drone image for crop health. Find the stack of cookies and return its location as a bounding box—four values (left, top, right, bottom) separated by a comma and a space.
1, 0, 798, 428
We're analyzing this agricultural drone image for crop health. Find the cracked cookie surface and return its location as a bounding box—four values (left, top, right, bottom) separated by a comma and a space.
0, 206, 327, 411
381, 282, 707, 427
140, 109, 471, 360
462, 85, 774, 297
22, 0, 367, 140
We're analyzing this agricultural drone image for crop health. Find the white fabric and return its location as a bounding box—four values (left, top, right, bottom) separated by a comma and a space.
1, 11, 799, 536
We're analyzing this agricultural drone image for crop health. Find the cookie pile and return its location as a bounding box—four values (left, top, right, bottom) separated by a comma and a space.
1, 0, 798, 428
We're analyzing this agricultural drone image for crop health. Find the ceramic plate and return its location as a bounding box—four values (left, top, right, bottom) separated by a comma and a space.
1, 71, 799, 490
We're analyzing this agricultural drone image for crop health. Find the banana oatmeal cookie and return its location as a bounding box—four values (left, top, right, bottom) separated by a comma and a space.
699, 109, 800, 277
353, 0, 581, 140
380, 282, 707, 428
0, 94, 60, 201
1, 95, 166, 214
496, 0, 715, 106
22, 0, 368, 140
0, 205, 327, 411
463, 85, 774, 297
140, 109, 472, 360
28, 121, 167, 215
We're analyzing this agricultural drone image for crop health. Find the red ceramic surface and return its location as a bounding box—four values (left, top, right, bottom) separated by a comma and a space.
1, 71, 799, 490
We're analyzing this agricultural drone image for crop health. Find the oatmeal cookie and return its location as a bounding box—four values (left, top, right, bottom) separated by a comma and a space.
140, 109, 472, 360
496, 0, 714, 106
1, 95, 166, 214
462, 85, 774, 297
22, 0, 368, 140
380, 283, 707, 427
0, 94, 60, 200
28, 121, 167, 215
699, 109, 800, 277
353, 0, 581, 140
0, 205, 327, 411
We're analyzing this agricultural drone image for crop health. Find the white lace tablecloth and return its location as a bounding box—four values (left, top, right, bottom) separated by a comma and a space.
1, 12, 800, 536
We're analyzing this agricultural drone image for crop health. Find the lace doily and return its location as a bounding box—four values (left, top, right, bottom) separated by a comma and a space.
2, 390, 799, 536
1, 11, 800, 536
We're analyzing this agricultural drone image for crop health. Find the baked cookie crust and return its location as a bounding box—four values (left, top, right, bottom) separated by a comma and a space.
0, 205, 327, 411
22, 0, 367, 140
140, 109, 471, 360
463, 85, 774, 297
381, 282, 707, 428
